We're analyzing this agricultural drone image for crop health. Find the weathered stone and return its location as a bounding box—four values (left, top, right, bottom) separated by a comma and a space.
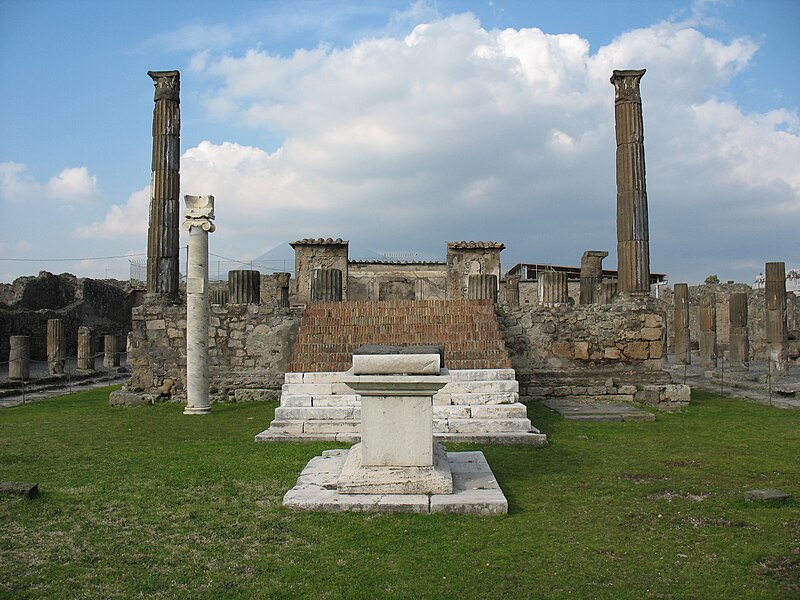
673, 283, 691, 365
539, 271, 569, 306
744, 488, 790, 503
77, 326, 94, 371
8, 335, 30, 380
765, 262, 788, 375
352, 353, 440, 375
579, 250, 608, 305
699, 294, 717, 368
729, 292, 749, 371
47, 319, 65, 375
228, 270, 260, 304
0, 482, 39, 499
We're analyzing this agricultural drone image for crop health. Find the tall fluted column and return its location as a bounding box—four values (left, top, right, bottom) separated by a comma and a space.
611, 69, 650, 295
673, 284, 690, 365
729, 292, 749, 371
183, 195, 215, 415
579, 250, 608, 305
699, 295, 717, 368
765, 262, 788, 375
47, 319, 65, 375
146, 70, 181, 301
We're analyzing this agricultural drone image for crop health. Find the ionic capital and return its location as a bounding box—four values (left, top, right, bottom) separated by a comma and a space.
148, 70, 180, 102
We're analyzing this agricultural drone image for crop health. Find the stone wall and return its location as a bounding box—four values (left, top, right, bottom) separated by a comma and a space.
125, 303, 302, 402
0, 272, 133, 360
498, 298, 665, 373
517, 280, 581, 306
348, 262, 447, 301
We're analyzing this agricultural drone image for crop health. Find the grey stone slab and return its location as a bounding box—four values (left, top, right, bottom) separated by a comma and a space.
0, 482, 39, 499
744, 488, 790, 502
543, 398, 654, 422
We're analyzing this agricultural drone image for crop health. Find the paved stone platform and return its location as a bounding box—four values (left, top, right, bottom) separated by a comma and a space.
282, 448, 507, 515
542, 398, 656, 422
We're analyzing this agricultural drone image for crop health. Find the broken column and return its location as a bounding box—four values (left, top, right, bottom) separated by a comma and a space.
276, 272, 291, 308
47, 318, 65, 375
8, 336, 30, 380
468, 274, 498, 302
729, 292, 749, 371
505, 275, 520, 307
538, 271, 568, 306
183, 195, 215, 415
104, 334, 120, 369
311, 268, 343, 302
228, 270, 260, 304
765, 261, 788, 375
596, 281, 618, 304
611, 69, 650, 295
699, 295, 717, 368
579, 251, 608, 305
445, 241, 505, 300
673, 283, 691, 365
290, 238, 349, 304
145, 70, 181, 301
77, 327, 94, 371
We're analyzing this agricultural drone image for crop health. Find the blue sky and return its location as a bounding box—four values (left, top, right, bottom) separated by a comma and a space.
1, 0, 798, 284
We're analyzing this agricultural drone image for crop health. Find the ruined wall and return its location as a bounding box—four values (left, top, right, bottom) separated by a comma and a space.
498, 299, 664, 373
126, 303, 302, 401
291, 240, 349, 304
0, 272, 132, 360
445, 243, 503, 300
348, 262, 447, 301
517, 280, 581, 306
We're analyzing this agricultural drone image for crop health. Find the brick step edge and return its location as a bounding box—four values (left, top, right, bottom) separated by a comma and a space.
254, 430, 548, 446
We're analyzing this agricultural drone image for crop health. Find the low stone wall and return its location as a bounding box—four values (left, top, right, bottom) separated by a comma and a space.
121, 303, 302, 403
498, 298, 665, 372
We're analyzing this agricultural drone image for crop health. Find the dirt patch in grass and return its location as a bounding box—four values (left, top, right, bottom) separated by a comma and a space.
648, 490, 709, 502
685, 516, 751, 528
753, 547, 800, 593
621, 473, 670, 484
663, 459, 702, 468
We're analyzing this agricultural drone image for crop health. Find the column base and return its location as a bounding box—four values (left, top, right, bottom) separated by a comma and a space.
183, 406, 211, 415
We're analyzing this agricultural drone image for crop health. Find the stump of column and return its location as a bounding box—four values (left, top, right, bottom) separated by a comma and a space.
9, 336, 31, 380
276, 272, 291, 308
311, 268, 343, 302
699, 295, 717, 368
611, 69, 650, 296
579, 251, 608, 305
729, 292, 749, 371
228, 270, 260, 304
538, 271, 568, 306
183, 195, 215, 415
596, 281, 618, 304
77, 327, 95, 372
104, 335, 120, 369
765, 262, 788, 375
505, 275, 520, 307
47, 318, 65, 375
210, 288, 228, 305
673, 284, 691, 365
468, 274, 498, 302
145, 70, 181, 302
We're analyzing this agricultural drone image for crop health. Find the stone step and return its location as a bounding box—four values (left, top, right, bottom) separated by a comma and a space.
274, 406, 360, 420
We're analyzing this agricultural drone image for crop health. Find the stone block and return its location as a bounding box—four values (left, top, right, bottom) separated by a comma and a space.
352, 353, 440, 375
553, 386, 573, 397
281, 383, 333, 395
449, 392, 517, 405
432, 393, 452, 406
275, 406, 356, 420
303, 372, 344, 383
449, 369, 516, 381
361, 396, 432, 466
635, 388, 661, 406
744, 488, 790, 503
443, 380, 519, 394
641, 327, 662, 341
109, 391, 158, 407
267, 420, 305, 434
432, 418, 449, 433
312, 394, 360, 407
146, 320, 167, 331
447, 418, 531, 433
338, 443, 452, 494
303, 420, 361, 434
551, 342, 572, 358
0, 482, 39, 499
604, 347, 621, 359
624, 341, 650, 360
285, 373, 304, 383
662, 384, 691, 404
618, 385, 638, 395
649, 341, 663, 359
644, 314, 663, 328
574, 341, 590, 359
470, 403, 528, 419
282, 394, 313, 407
433, 405, 471, 419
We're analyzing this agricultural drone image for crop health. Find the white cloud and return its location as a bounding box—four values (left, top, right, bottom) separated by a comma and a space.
94, 11, 799, 282
73, 186, 150, 240
1, 162, 100, 204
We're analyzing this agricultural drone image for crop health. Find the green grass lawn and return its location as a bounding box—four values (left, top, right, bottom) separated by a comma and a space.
1, 387, 798, 599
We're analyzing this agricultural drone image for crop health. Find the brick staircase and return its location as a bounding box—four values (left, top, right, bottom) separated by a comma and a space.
287, 299, 512, 372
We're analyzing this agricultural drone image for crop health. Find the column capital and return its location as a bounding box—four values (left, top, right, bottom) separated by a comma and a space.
611, 69, 646, 103
148, 70, 180, 102
183, 195, 216, 232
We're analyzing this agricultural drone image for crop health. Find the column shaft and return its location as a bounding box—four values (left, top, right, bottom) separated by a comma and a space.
765, 262, 788, 375
729, 292, 749, 371
47, 318, 65, 375
699, 295, 717, 368
77, 327, 94, 371
9, 336, 30, 380
673, 284, 691, 365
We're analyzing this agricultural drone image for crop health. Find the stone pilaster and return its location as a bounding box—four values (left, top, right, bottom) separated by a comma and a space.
146, 70, 181, 301
699, 295, 717, 368
765, 262, 788, 375
579, 250, 608, 305
104, 334, 120, 369
77, 327, 95, 371
729, 292, 749, 371
47, 318, 65, 375
468, 274, 498, 302
538, 271, 568, 306
183, 195, 215, 415
228, 270, 261, 304
8, 336, 30, 380
673, 283, 690, 365
611, 69, 650, 295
